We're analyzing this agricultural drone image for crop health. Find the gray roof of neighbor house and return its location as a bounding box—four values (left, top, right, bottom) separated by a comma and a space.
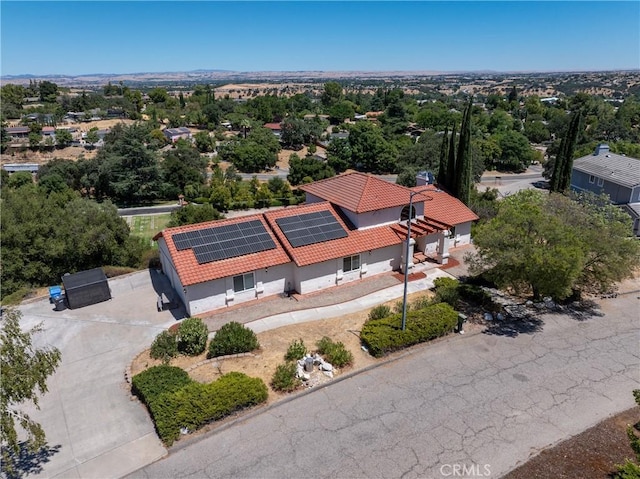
572, 150, 640, 189
164, 127, 191, 136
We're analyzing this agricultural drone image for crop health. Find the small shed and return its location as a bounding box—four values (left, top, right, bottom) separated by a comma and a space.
62, 268, 111, 309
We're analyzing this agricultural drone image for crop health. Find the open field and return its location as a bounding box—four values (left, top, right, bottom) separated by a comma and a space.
125, 213, 171, 247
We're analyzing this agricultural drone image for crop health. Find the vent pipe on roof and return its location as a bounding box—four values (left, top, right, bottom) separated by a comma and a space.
594, 144, 610, 155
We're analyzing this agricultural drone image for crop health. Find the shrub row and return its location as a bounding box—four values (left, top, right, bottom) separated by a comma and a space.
132, 366, 268, 445
360, 302, 458, 358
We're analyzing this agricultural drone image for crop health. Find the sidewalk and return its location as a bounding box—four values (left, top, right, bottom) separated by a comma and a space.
199, 245, 475, 333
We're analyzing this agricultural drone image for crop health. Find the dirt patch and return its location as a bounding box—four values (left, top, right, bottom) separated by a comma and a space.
504, 407, 640, 478
130, 290, 434, 404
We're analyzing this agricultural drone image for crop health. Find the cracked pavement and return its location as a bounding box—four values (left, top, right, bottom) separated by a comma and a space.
129, 281, 639, 479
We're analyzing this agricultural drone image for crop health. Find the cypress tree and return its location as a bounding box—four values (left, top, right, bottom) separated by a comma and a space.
437, 126, 449, 188
455, 99, 473, 205
550, 110, 582, 193
446, 122, 457, 194
558, 110, 582, 192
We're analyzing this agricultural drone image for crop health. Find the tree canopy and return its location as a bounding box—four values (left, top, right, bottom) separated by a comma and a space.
467, 190, 640, 300
1, 309, 61, 476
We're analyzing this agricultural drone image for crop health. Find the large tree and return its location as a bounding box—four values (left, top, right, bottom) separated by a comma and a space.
455, 99, 473, 205
550, 110, 583, 193
1, 309, 61, 476
467, 190, 640, 299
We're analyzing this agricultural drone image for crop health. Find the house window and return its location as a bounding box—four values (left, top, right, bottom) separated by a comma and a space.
233, 273, 255, 293
597, 177, 604, 187
343, 254, 360, 273
589, 175, 595, 184
400, 204, 416, 222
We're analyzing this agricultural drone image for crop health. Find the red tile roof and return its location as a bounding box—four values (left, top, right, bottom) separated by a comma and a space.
155, 214, 291, 287
264, 202, 404, 267
263, 123, 282, 130
411, 186, 479, 225
299, 172, 416, 213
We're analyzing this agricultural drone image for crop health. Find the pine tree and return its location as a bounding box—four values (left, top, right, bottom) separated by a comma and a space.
437, 126, 449, 188
455, 99, 473, 205
446, 122, 457, 194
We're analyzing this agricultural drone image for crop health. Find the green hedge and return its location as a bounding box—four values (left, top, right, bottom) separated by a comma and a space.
131, 365, 191, 406
360, 302, 458, 358
150, 372, 268, 445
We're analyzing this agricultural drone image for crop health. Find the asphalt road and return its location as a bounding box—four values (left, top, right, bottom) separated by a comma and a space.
130, 279, 639, 479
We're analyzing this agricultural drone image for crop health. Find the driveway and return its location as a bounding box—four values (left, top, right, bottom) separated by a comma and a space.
16, 270, 184, 479
130, 278, 639, 479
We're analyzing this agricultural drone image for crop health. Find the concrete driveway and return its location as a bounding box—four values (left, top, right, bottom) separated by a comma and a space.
130, 278, 639, 479
16, 270, 184, 479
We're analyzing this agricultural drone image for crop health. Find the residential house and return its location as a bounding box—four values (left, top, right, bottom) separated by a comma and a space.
155, 172, 478, 316
163, 127, 192, 143
570, 144, 640, 236
41, 126, 56, 137
263, 123, 282, 138
6, 126, 30, 139
2, 163, 39, 174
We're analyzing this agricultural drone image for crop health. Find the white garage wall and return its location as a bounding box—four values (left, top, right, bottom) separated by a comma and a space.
295, 244, 401, 294
187, 262, 294, 316
158, 238, 187, 308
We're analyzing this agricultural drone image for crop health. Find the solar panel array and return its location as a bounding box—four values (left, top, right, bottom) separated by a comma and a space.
276, 210, 348, 248
172, 219, 276, 265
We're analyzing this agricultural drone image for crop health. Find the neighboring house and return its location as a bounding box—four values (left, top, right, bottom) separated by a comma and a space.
155, 172, 478, 316
6, 126, 30, 139
2, 163, 39, 174
163, 127, 192, 143
570, 143, 640, 236
263, 123, 282, 138
41, 126, 56, 137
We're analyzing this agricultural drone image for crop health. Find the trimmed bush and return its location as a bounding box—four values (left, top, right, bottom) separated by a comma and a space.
131, 365, 191, 406
284, 339, 307, 361
150, 372, 268, 445
271, 362, 301, 392
208, 321, 259, 358
150, 330, 178, 362
360, 302, 458, 358
368, 304, 391, 321
433, 277, 460, 307
315, 337, 353, 368
177, 317, 208, 356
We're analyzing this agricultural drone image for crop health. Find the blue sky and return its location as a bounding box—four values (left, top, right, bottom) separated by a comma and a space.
1, 1, 638, 76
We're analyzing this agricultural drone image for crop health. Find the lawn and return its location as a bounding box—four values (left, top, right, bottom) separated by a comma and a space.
127, 214, 171, 247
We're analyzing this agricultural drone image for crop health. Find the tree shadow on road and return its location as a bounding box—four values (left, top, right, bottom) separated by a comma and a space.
482, 315, 544, 338
2, 442, 61, 479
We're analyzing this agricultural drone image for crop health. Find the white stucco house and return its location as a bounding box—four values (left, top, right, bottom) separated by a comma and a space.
155, 172, 478, 316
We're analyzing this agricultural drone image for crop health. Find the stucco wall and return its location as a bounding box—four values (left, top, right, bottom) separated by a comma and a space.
158, 238, 187, 308
187, 263, 293, 316
295, 244, 400, 294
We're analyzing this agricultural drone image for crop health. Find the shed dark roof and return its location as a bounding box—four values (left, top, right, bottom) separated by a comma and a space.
62, 268, 108, 290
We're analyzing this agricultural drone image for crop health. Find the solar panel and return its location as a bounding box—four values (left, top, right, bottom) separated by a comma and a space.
276, 210, 348, 248
173, 219, 277, 265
